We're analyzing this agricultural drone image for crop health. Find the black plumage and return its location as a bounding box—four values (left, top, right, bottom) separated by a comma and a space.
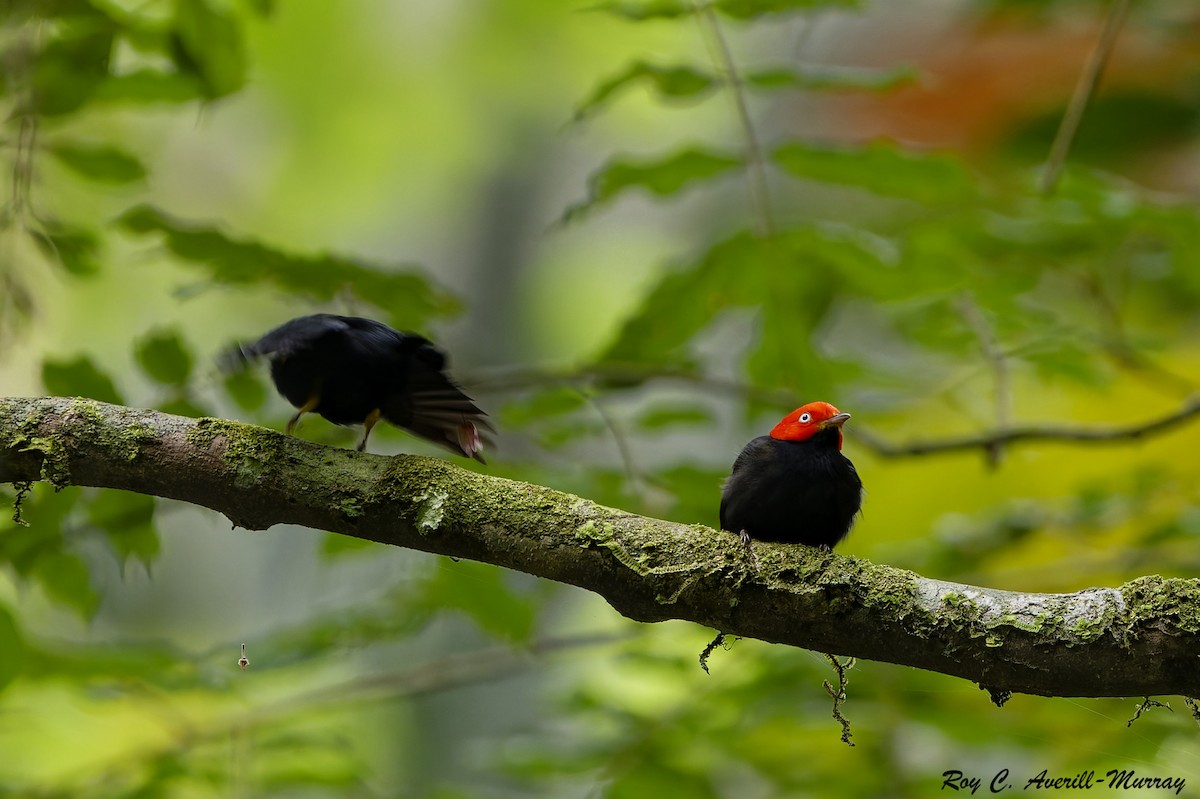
720, 403, 862, 549
227, 314, 491, 460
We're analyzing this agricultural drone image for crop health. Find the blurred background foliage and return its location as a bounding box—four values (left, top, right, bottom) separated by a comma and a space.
1, 0, 1199, 796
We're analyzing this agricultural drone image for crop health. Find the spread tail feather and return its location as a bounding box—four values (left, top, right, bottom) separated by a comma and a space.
387, 385, 494, 462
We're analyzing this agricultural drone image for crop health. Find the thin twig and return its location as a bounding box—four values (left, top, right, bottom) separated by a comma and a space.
698, 630, 728, 674
822, 653, 855, 747
694, 2, 776, 237
10, 117, 33, 214
466, 361, 735, 395
1126, 697, 1171, 727
1184, 697, 1200, 728
956, 293, 1011, 466
10, 480, 31, 526
1076, 266, 1196, 394
790, 10, 823, 60
1038, 0, 1131, 195
465, 363, 1200, 460
855, 394, 1200, 458
579, 389, 648, 500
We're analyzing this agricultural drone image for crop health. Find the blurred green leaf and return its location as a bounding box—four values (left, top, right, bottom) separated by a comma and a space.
94, 69, 205, 104
22, 636, 199, 688
636, 403, 713, 429
30, 223, 101, 276
1004, 92, 1200, 166
119, 205, 460, 328
601, 232, 757, 367
590, 0, 691, 20
602, 226, 883, 397
716, 0, 859, 17
0, 487, 78, 574
223, 368, 268, 412
0, 485, 99, 619
254, 735, 362, 790
35, 551, 100, 618
1020, 337, 1109, 386
920, 501, 1045, 575
29, 22, 113, 115
536, 416, 608, 448
257, 592, 435, 666
564, 147, 742, 221
172, 0, 247, 98
41, 355, 124, 403
0, 605, 24, 695
500, 386, 588, 428
772, 140, 980, 205
419, 561, 536, 643
609, 762, 719, 799
746, 64, 918, 92
651, 464, 728, 526
48, 143, 146, 184
134, 327, 193, 385
157, 397, 210, 417
1150, 506, 1200, 544
574, 62, 716, 121
592, 0, 856, 19
745, 253, 842, 397
86, 490, 159, 567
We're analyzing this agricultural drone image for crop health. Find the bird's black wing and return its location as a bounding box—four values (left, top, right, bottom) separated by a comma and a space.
218, 314, 357, 373
719, 436, 776, 532
241, 314, 355, 359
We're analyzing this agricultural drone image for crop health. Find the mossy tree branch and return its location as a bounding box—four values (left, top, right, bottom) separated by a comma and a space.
2, 396, 1198, 700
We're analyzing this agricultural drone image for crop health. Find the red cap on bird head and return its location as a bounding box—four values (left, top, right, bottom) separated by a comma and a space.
769, 401, 852, 449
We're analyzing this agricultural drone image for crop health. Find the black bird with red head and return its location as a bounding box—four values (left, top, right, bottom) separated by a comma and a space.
720, 401, 862, 549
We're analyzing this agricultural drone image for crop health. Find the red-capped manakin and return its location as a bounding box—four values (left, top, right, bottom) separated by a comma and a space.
224, 314, 492, 460
720, 401, 863, 549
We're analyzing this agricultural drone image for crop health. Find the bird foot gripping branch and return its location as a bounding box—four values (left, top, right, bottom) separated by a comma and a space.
224, 314, 493, 461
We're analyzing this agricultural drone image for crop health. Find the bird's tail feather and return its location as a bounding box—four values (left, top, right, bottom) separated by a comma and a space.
389, 383, 493, 462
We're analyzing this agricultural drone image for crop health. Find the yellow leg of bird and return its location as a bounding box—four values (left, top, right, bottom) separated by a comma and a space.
357, 408, 382, 452
286, 395, 320, 436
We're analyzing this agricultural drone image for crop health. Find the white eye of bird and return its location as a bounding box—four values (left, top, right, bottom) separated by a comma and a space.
799, 412, 812, 423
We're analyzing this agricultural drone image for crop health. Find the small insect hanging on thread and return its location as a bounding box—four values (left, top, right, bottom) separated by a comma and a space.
238, 642, 249, 671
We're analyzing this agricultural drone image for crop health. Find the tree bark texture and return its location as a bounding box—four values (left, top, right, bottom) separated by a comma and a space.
2, 396, 1198, 699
